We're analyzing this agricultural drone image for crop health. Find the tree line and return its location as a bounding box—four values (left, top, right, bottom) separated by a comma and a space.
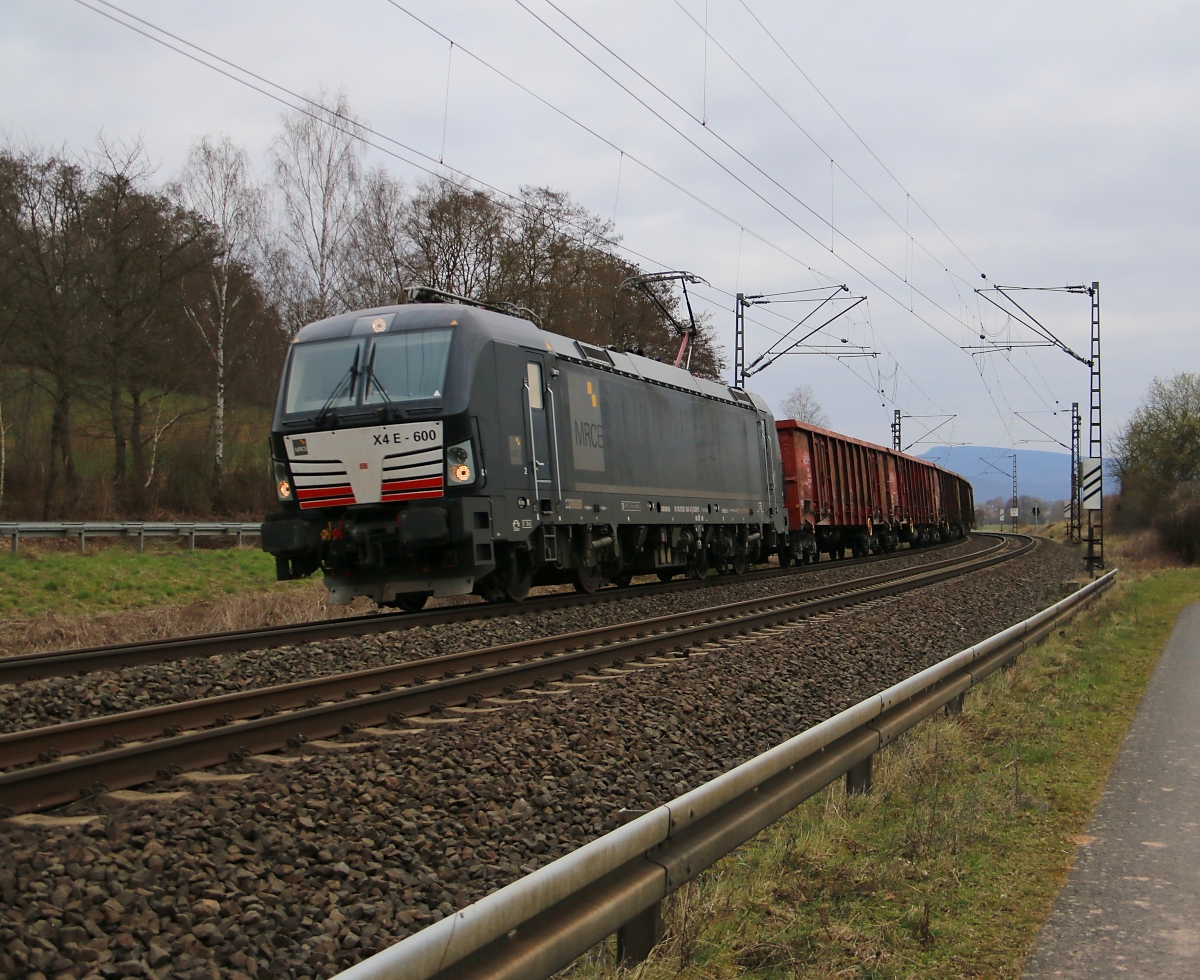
1111, 371, 1200, 561
0, 92, 722, 520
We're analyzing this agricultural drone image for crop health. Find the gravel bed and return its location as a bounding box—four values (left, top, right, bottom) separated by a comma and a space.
0, 539, 991, 735
0, 539, 1081, 979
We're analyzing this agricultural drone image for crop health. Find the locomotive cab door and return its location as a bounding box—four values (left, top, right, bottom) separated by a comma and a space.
758, 417, 779, 517
523, 353, 559, 512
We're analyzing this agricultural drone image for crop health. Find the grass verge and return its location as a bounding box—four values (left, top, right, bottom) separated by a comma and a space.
0, 540, 363, 656
0, 539, 301, 619
563, 567, 1200, 979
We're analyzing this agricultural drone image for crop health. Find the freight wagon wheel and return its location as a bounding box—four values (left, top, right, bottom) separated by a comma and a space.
778, 545, 791, 569
573, 562, 604, 594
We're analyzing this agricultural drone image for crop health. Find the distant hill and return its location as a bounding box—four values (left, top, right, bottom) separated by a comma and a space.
918, 446, 1071, 503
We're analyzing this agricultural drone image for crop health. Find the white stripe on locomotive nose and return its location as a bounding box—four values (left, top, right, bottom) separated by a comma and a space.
381, 461, 442, 474
381, 448, 442, 464
283, 422, 445, 505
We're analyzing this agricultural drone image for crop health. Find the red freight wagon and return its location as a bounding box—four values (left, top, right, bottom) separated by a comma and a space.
775, 419, 975, 564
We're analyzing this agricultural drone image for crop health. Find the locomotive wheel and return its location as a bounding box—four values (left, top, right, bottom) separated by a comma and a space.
389, 592, 430, 613
500, 549, 534, 602
656, 570, 676, 582
573, 563, 604, 594
731, 551, 748, 575
613, 571, 634, 588
689, 546, 710, 580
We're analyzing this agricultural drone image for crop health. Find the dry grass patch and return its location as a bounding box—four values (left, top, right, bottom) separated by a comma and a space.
0, 539, 374, 656
0, 538, 586, 657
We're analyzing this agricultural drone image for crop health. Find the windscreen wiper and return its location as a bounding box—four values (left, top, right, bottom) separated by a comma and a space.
363, 344, 399, 419
314, 347, 360, 427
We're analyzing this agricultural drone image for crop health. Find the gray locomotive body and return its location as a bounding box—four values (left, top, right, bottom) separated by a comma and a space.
262, 299, 787, 607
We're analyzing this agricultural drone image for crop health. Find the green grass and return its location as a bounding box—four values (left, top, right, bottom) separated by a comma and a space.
0, 540, 302, 619
564, 568, 1200, 979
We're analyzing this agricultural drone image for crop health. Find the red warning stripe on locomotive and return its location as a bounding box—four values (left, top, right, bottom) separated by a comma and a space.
381, 475, 444, 502
297, 484, 356, 509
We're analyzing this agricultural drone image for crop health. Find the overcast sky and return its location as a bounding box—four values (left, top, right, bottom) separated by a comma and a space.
4, 0, 1197, 470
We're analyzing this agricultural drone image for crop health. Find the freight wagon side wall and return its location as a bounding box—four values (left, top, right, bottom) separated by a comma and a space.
938, 470, 958, 524
776, 418, 973, 533
961, 479, 976, 528
778, 426, 814, 527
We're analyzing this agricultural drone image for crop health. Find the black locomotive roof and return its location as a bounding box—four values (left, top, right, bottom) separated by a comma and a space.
293, 302, 774, 416
292, 302, 540, 346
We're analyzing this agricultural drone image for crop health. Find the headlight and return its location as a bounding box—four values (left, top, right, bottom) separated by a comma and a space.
446, 440, 476, 485
274, 461, 293, 501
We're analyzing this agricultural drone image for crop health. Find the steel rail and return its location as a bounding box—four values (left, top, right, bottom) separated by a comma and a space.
0, 536, 1011, 770
332, 566, 1117, 980
0, 536, 1022, 815
0, 537, 971, 684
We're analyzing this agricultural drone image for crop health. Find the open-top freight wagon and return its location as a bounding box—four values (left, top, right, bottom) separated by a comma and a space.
775, 419, 974, 564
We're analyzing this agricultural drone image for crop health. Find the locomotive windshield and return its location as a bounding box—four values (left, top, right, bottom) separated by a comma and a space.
283, 338, 361, 415
362, 328, 453, 405
281, 327, 454, 417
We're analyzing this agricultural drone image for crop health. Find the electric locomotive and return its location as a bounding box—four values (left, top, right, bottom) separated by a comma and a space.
262, 288, 788, 608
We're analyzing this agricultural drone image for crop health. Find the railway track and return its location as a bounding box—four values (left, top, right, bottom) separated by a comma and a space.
0, 534, 1030, 816
0, 539, 971, 683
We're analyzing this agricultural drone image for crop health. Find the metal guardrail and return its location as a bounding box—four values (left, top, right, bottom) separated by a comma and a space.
1, 521, 262, 554
332, 569, 1118, 980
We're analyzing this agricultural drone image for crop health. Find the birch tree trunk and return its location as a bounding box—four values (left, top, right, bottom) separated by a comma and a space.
174, 134, 266, 512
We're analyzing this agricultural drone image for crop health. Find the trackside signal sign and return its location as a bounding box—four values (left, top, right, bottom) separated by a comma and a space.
1081, 457, 1103, 510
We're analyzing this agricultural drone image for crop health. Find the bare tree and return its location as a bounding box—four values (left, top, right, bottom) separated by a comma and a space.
0, 143, 91, 516
499, 186, 610, 321
397, 178, 727, 379
269, 89, 364, 332
1111, 371, 1200, 527
344, 166, 408, 309
83, 135, 205, 507
173, 133, 265, 507
402, 178, 505, 299
779, 383, 829, 427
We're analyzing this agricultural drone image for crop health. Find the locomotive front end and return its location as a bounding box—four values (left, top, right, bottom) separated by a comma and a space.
261, 306, 494, 609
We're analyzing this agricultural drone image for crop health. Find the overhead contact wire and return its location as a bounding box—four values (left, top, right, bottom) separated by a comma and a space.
736, 0, 986, 279
512, 0, 973, 348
